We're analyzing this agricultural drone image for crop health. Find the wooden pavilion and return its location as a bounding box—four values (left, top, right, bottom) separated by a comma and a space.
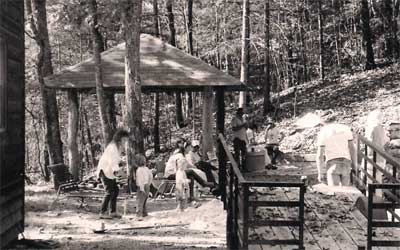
44, 33, 247, 203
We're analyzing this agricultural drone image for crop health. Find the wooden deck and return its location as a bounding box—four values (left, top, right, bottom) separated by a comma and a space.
245, 165, 400, 250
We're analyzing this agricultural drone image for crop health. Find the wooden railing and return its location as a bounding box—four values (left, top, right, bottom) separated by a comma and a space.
218, 134, 306, 250
367, 183, 400, 249
356, 134, 400, 190
355, 134, 400, 249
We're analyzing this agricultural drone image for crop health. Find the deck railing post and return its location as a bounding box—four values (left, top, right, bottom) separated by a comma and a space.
242, 183, 249, 250
234, 175, 239, 247
364, 144, 368, 191
299, 184, 306, 250
393, 166, 397, 222
367, 184, 374, 250
226, 163, 233, 249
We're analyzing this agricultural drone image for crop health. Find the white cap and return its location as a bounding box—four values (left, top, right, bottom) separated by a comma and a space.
191, 140, 200, 147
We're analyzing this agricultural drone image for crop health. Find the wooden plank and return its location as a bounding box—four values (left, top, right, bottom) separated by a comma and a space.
1, 199, 23, 219
283, 189, 322, 250
0, 182, 24, 206
305, 191, 356, 250
1, 223, 20, 248
1, 209, 23, 235
269, 189, 300, 250
342, 192, 400, 250
299, 191, 346, 250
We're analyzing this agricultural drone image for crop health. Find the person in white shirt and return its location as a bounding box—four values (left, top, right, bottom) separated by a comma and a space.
164, 139, 214, 189
264, 120, 281, 167
316, 123, 356, 186
135, 154, 153, 217
231, 108, 248, 171
96, 129, 129, 219
185, 140, 218, 185
365, 110, 389, 185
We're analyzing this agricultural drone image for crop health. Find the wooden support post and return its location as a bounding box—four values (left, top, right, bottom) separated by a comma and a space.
367, 184, 374, 250
299, 185, 306, 250
242, 184, 249, 250
216, 88, 226, 206
67, 89, 80, 181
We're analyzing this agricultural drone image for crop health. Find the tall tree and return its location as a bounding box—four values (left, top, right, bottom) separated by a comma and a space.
361, 0, 376, 70
381, 0, 400, 60
317, 0, 325, 80
185, 0, 193, 115
153, 0, 161, 153
239, 0, 250, 108
201, 87, 214, 158
87, 0, 113, 145
120, 0, 144, 154
166, 0, 184, 128
263, 0, 272, 115
185, 0, 194, 56
27, 0, 64, 167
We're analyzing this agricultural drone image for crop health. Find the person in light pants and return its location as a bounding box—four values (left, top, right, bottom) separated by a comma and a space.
136, 154, 153, 217
317, 123, 356, 186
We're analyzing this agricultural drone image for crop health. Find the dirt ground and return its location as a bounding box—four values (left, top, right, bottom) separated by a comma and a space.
6, 184, 226, 250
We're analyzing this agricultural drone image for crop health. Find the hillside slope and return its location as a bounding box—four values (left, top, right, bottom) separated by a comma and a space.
253, 64, 400, 154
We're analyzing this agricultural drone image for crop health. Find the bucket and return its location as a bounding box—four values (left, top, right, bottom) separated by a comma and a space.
246, 148, 266, 172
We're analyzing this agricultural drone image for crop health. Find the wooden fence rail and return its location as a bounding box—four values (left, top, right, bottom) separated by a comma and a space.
218, 133, 306, 250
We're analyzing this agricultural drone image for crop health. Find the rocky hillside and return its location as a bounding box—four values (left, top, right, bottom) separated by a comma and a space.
252, 64, 400, 154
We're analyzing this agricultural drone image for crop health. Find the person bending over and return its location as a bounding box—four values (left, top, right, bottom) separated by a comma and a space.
97, 129, 129, 219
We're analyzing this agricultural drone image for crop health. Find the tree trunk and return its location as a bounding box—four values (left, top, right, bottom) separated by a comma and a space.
166, 0, 184, 127
121, 0, 144, 155
333, 0, 341, 67
29, 0, 64, 168
361, 0, 376, 70
153, 0, 160, 37
185, 0, 194, 55
263, 0, 272, 115
88, 0, 113, 145
318, 0, 325, 80
82, 106, 96, 168
239, 0, 250, 108
382, 0, 400, 60
184, 0, 194, 119
201, 87, 214, 159
153, 0, 161, 153
67, 90, 80, 181
298, 0, 308, 82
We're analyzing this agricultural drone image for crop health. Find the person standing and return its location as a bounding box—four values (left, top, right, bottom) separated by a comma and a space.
135, 154, 153, 217
316, 123, 356, 186
231, 108, 248, 171
365, 110, 389, 186
264, 119, 281, 168
97, 129, 130, 219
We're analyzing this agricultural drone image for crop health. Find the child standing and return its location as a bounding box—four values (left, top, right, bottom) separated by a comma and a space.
175, 157, 190, 211
135, 154, 153, 217
265, 119, 281, 168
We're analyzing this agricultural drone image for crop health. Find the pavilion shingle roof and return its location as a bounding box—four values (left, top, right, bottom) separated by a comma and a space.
44, 34, 245, 92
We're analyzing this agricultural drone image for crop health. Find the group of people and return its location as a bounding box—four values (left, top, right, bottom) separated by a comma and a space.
231, 107, 282, 172
96, 129, 155, 219
94, 108, 389, 219
95, 128, 220, 218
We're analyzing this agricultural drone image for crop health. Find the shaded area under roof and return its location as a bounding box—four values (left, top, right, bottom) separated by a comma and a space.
44, 34, 246, 93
